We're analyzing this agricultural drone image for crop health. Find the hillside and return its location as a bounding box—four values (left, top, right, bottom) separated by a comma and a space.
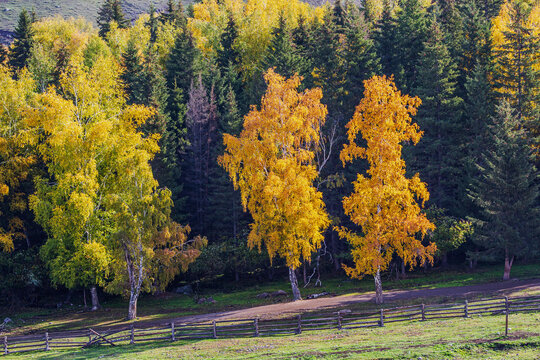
0, 0, 333, 44
0, 0, 169, 43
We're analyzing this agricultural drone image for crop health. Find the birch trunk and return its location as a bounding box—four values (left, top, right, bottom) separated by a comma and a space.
90, 286, 100, 311
374, 267, 383, 305
503, 254, 514, 281
289, 266, 302, 301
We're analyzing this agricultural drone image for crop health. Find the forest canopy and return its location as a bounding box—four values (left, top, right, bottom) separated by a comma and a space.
0, 0, 538, 311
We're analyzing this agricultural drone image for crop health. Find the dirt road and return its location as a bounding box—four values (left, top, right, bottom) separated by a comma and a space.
168, 278, 540, 325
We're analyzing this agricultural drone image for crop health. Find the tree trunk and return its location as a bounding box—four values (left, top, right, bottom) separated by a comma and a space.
401, 260, 406, 278
90, 286, 100, 311
127, 292, 138, 320
503, 255, 514, 281
303, 263, 307, 285
374, 267, 383, 305
441, 253, 448, 268
289, 266, 302, 301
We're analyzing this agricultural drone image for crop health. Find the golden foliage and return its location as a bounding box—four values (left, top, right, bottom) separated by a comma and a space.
337, 75, 436, 278
0, 66, 36, 252
219, 69, 330, 269
190, 0, 325, 75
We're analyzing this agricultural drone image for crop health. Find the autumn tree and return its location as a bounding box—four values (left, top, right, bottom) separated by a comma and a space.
0, 67, 36, 253
103, 122, 206, 320
337, 75, 436, 305
219, 69, 330, 300
28, 57, 128, 311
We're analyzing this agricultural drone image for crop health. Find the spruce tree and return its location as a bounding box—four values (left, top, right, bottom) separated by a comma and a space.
97, 0, 129, 38
469, 101, 539, 280
121, 39, 145, 105
493, 0, 539, 136
262, 13, 303, 78
342, 9, 381, 114
412, 20, 464, 216
166, 28, 197, 121
9, 9, 34, 71
394, 0, 430, 91
163, 28, 198, 222
148, 5, 158, 43
458, 0, 492, 97
308, 12, 346, 110
0, 45, 7, 65
160, 0, 186, 27
217, 15, 241, 70
373, 2, 401, 83
461, 63, 497, 216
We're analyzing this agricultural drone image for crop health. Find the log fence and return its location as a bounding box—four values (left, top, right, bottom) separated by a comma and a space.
1, 294, 539, 355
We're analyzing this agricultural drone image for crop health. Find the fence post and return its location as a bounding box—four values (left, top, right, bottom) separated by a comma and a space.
130, 324, 135, 345
337, 311, 342, 330
296, 314, 302, 334
505, 296, 509, 337
254, 318, 259, 337
421, 304, 426, 321
171, 322, 175, 341
3, 336, 7, 355
212, 320, 217, 339
464, 300, 469, 318
45, 332, 50, 351
379, 309, 384, 327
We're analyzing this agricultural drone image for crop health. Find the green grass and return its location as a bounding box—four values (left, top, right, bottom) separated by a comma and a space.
2, 263, 539, 336
5, 312, 540, 359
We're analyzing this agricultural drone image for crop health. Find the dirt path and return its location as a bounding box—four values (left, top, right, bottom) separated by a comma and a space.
166, 278, 540, 325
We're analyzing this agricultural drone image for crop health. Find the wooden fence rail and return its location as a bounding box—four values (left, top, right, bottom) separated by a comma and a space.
2, 294, 540, 355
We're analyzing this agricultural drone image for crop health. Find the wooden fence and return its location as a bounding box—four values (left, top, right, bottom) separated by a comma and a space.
2, 294, 540, 355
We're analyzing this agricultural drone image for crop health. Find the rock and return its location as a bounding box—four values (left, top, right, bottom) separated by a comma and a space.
306, 292, 329, 300
256, 292, 270, 299
257, 290, 287, 299
271, 290, 287, 297
196, 297, 217, 304
175, 284, 194, 295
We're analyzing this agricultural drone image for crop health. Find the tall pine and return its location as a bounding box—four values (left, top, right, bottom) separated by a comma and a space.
97, 0, 129, 38
469, 101, 539, 280
9, 9, 34, 71
493, 0, 539, 140
412, 20, 464, 216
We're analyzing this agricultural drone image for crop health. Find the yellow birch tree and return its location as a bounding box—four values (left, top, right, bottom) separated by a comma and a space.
219, 69, 330, 300
337, 75, 436, 304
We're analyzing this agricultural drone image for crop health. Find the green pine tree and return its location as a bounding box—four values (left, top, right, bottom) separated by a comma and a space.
468, 101, 539, 280
160, 0, 186, 27
0, 45, 7, 65
412, 20, 464, 216
373, 1, 401, 83
9, 9, 34, 71
148, 5, 158, 43
121, 39, 145, 105
460, 62, 497, 217
166, 27, 198, 122
97, 0, 129, 38
394, 0, 430, 91
493, 0, 539, 139
342, 8, 381, 114
217, 15, 241, 70
262, 12, 303, 78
